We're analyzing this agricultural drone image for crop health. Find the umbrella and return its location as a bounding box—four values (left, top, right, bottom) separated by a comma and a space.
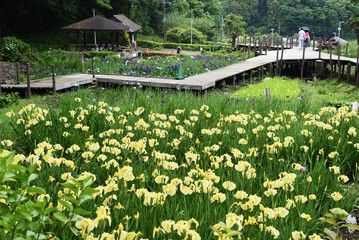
299, 27, 310, 31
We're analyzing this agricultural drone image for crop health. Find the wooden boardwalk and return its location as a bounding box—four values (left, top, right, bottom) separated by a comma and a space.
1, 73, 94, 91
1, 47, 358, 93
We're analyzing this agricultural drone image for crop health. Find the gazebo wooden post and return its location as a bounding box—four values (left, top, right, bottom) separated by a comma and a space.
84, 31, 87, 50
116, 32, 119, 49
76, 31, 80, 51
111, 32, 114, 50
356, 46, 359, 86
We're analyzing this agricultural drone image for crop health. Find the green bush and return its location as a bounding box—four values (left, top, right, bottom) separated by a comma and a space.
166, 27, 206, 44
0, 93, 20, 108
0, 148, 98, 239
137, 40, 164, 49
83, 50, 117, 59
0, 36, 31, 63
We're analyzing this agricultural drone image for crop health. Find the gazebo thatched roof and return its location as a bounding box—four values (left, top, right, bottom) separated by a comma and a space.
112, 14, 142, 33
62, 15, 129, 31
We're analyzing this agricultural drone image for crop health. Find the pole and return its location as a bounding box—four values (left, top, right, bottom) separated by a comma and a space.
26, 63, 31, 98
278, 22, 281, 35
275, 44, 279, 76
81, 55, 85, 73
190, 17, 193, 45
279, 43, 284, 76
338, 21, 343, 38
51, 65, 56, 95
337, 44, 341, 80
92, 58, 95, 79
163, 0, 166, 40
300, 46, 305, 80
330, 46, 333, 79
16, 62, 20, 84
92, 9, 97, 50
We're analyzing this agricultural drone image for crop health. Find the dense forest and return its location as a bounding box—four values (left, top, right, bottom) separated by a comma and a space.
1, 0, 359, 41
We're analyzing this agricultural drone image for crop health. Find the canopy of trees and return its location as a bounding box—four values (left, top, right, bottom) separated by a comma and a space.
0, 0, 358, 40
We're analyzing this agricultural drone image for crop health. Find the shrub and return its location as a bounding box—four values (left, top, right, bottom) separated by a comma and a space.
166, 27, 207, 44
137, 40, 164, 50
0, 93, 20, 108
83, 50, 117, 59
0, 148, 98, 239
0, 36, 31, 63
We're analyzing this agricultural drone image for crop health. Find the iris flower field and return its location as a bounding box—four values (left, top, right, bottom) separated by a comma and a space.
31, 54, 240, 80
0, 79, 358, 240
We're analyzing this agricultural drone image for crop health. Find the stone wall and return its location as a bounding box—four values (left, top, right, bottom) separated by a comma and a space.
0, 62, 26, 84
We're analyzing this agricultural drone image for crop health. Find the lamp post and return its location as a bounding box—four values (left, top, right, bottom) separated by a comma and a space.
338, 21, 344, 38
278, 22, 281, 35
163, 0, 171, 41
190, 17, 193, 44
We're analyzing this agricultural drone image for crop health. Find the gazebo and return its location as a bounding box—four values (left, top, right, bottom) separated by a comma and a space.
112, 14, 142, 45
62, 15, 129, 51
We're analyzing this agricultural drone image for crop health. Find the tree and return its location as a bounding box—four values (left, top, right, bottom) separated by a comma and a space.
226, 0, 259, 33
224, 14, 245, 48
348, 13, 359, 44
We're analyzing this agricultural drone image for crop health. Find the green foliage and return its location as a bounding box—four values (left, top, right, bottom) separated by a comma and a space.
0, 148, 99, 239
137, 40, 164, 49
231, 77, 302, 99
165, 13, 217, 41
28, 50, 82, 79
1, 87, 358, 238
0, 37, 31, 63
0, 93, 20, 108
33, 49, 74, 67
83, 50, 117, 59
321, 208, 359, 239
2, 0, 359, 44
224, 14, 246, 48
301, 79, 359, 109
166, 26, 207, 44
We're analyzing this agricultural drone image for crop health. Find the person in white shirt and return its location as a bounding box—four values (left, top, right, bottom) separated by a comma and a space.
298, 28, 305, 50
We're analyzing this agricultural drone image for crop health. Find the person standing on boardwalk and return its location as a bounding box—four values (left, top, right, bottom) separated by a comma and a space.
298, 28, 305, 50
304, 30, 310, 47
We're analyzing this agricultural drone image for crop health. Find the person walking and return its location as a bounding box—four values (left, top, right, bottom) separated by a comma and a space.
304, 31, 310, 48
298, 28, 305, 50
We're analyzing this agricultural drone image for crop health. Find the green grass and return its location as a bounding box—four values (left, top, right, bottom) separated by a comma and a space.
231, 77, 301, 99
